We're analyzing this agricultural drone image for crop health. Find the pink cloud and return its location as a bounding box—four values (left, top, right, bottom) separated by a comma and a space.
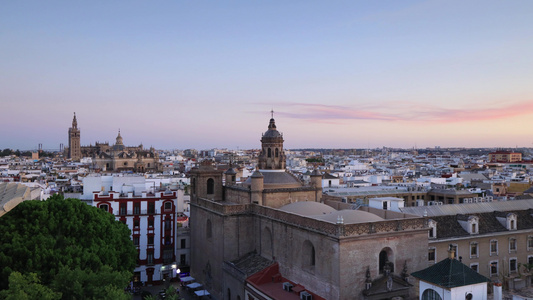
259, 101, 533, 124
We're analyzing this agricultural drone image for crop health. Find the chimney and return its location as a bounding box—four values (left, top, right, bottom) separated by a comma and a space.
448, 244, 455, 260
493, 281, 502, 300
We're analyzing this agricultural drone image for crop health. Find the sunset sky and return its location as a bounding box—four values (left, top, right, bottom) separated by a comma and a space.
2, 1, 533, 150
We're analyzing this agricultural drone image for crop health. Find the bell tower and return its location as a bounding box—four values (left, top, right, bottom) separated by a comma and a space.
68, 112, 81, 161
258, 110, 286, 170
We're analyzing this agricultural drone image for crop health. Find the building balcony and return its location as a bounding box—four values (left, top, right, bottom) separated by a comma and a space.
118, 209, 159, 216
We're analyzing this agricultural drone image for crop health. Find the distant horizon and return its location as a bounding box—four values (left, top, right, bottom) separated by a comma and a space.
2, 1, 533, 150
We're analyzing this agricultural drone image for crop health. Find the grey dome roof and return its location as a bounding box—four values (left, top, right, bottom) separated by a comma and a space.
263, 118, 282, 138
244, 170, 302, 188
313, 210, 384, 224
225, 168, 237, 175
279, 201, 337, 216
279, 202, 384, 224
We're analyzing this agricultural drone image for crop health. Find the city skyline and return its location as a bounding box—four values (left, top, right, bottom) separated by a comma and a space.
2, 1, 533, 150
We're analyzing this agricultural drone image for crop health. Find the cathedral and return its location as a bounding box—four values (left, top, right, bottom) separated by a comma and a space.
190, 115, 429, 300
66, 113, 162, 172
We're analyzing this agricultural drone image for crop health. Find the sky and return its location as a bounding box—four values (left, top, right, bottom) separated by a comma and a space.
1, 1, 533, 151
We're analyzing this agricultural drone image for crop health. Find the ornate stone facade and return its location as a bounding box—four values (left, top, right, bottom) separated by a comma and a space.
65, 114, 161, 172
67, 113, 81, 161
189, 115, 429, 300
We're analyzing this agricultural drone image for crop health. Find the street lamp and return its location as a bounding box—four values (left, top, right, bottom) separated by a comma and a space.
160, 266, 166, 282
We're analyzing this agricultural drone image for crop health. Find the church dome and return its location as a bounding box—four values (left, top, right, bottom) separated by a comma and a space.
243, 170, 303, 188
279, 201, 336, 216
279, 202, 384, 224
263, 118, 282, 138
313, 210, 384, 224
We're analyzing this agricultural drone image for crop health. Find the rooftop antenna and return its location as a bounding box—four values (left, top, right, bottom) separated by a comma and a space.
271, 108, 274, 119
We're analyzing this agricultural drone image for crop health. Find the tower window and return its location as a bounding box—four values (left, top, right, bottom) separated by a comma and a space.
207, 178, 214, 195
275, 148, 279, 157
267, 148, 271, 158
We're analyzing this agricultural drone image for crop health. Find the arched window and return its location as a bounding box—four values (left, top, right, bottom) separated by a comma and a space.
267, 148, 271, 158
275, 148, 279, 157
206, 219, 212, 239
207, 178, 214, 195
422, 289, 442, 300
379, 247, 394, 274
262, 227, 273, 258
302, 240, 316, 269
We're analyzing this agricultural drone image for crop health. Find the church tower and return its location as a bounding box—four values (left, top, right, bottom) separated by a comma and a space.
258, 111, 286, 170
68, 113, 81, 161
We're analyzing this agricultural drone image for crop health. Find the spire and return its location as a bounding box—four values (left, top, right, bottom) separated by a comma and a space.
116, 129, 124, 146
268, 115, 277, 130
72, 112, 78, 129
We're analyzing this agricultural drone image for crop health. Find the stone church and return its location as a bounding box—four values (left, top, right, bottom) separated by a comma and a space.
66, 113, 161, 172
190, 115, 429, 300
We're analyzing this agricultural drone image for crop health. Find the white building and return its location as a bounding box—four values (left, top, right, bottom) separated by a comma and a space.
369, 197, 405, 212
84, 175, 182, 285
411, 249, 490, 300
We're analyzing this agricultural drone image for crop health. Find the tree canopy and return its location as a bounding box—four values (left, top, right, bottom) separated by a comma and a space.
0, 195, 137, 299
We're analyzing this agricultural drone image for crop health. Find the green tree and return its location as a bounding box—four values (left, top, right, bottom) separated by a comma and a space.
0, 272, 61, 300
0, 195, 137, 299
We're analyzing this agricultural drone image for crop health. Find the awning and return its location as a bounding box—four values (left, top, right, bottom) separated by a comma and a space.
180, 276, 195, 282
195, 290, 210, 296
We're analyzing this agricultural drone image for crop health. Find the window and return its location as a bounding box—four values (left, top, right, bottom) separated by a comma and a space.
133, 236, 139, 246
134, 202, 140, 215
490, 240, 498, 256
120, 203, 127, 215
510, 238, 517, 252
470, 242, 478, 258
148, 202, 155, 214
275, 148, 279, 157
490, 261, 498, 276
382, 201, 388, 210
164, 219, 171, 230
207, 178, 214, 195
471, 223, 476, 233
303, 240, 316, 269
164, 202, 172, 211
528, 236, 533, 250
206, 219, 212, 239
134, 219, 140, 228
470, 263, 478, 272
163, 248, 173, 264
148, 218, 154, 228
147, 236, 154, 245
511, 220, 516, 230
99, 204, 109, 212
147, 251, 154, 265
422, 289, 442, 300
428, 220, 437, 239
510, 258, 517, 273
379, 248, 394, 274
428, 248, 436, 262
181, 239, 186, 249
267, 148, 271, 158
